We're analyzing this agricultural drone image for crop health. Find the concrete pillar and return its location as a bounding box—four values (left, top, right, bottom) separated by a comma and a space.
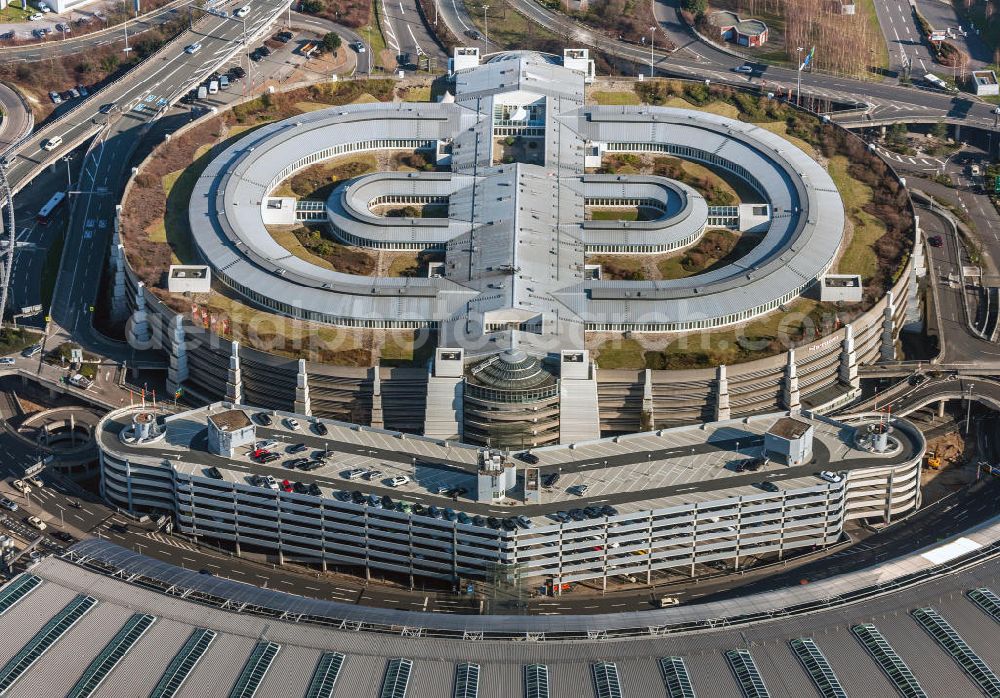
70, 414, 76, 446
125, 281, 152, 347
838, 325, 859, 390
938, 400, 946, 418
109, 244, 128, 322
880, 291, 896, 361
954, 123, 961, 143
294, 359, 311, 416
641, 369, 654, 430
782, 350, 801, 413
226, 341, 243, 404
369, 366, 383, 428
714, 364, 731, 421
166, 315, 188, 396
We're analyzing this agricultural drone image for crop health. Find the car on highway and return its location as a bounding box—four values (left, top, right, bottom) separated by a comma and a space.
0, 497, 18, 512
98, 103, 116, 114
48, 91, 61, 104
909, 373, 928, 386
41, 136, 63, 151
234, 4, 250, 17
734, 64, 754, 73
352, 40, 366, 53
51, 530, 75, 543
928, 235, 943, 247
21, 344, 42, 358
0, 358, 14, 366
25, 476, 42, 489
388, 475, 410, 487
465, 28, 481, 40
26, 516, 46, 531
11, 480, 30, 495
184, 42, 202, 54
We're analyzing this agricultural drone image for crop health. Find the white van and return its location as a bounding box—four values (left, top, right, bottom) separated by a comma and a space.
197, 85, 208, 100
208, 79, 219, 94
234, 4, 250, 17
41, 136, 62, 151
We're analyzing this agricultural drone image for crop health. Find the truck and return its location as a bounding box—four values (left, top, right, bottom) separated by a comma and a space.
924, 73, 957, 93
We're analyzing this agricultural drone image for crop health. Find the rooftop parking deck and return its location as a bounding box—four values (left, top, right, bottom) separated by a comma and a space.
98, 403, 923, 523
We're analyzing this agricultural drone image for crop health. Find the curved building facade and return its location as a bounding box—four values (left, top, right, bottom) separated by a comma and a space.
98, 402, 924, 589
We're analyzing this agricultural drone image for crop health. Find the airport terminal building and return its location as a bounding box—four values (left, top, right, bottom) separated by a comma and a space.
97, 402, 924, 589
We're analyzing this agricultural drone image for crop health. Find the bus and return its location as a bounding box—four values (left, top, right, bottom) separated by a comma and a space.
36, 191, 65, 225
923, 73, 957, 93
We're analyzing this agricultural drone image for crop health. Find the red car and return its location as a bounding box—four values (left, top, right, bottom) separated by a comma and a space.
280, 479, 293, 492
251, 448, 269, 459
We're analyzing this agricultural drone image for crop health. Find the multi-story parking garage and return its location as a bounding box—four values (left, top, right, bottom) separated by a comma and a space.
97, 401, 924, 589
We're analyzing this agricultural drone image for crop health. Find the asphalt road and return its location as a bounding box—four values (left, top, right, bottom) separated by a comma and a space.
0, 0, 196, 61
0, 82, 31, 153
872, 0, 935, 77
913, 0, 990, 69
378, 0, 447, 69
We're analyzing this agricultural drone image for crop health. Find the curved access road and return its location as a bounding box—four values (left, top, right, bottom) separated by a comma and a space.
0, 82, 32, 153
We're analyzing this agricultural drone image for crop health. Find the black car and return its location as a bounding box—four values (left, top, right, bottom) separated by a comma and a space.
307, 483, 322, 496
552, 511, 571, 523
600, 504, 618, 517
568, 509, 586, 521
757, 481, 780, 493
515, 451, 539, 464
249, 50, 264, 62
204, 467, 223, 479
98, 102, 116, 114
288, 442, 307, 453
52, 530, 76, 543
255, 412, 272, 426
274, 30, 294, 42
313, 422, 328, 435
501, 518, 518, 531
381, 495, 393, 509
351, 490, 366, 503
543, 472, 560, 487
428, 506, 444, 519
293, 481, 309, 494
335, 490, 351, 502
486, 516, 502, 529
583, 506, 603, 519
229, 65, 246, 79
285, 458, 307, 469
413, 503, 427, 515
299, 459, 323, 471
258, 45, 271, 56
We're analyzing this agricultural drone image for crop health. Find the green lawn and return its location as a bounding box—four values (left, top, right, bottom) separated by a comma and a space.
591, 90, 641, 106
0, 328, 41, 356
594, 337, 646, 369
827, 155, 884, 281
0, 3, 32, 21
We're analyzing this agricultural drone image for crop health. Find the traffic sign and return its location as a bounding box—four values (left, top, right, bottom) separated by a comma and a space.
994, 175, 1000, 193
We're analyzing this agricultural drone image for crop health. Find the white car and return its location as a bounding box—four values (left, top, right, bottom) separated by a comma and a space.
234, 4, 250, 17
388, 475, 410, 487
0, 358, 14, 366
184, 42, 202, 54
38, 2, 51, 11
11, 480, 30, 495
25, 476, 43, 489
263, 475, 279, 490
353, 41, 366, 53
819, 470, 843, 484
286, 418, 300, 430
26, 516, 46, 531
734, 64, 753, 73
29, 12, 43, 20
255, 439, 278, 451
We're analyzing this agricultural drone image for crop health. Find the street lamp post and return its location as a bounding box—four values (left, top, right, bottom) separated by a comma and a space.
649, 26, 655, 79
123, 14, 131, 54
483, 5, 489, 55
966, 385, 974, 434
796, 47, 803, 106
62, 155, 73, 191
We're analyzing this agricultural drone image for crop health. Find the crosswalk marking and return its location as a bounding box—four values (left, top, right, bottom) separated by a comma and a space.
145, 531, 201, 552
